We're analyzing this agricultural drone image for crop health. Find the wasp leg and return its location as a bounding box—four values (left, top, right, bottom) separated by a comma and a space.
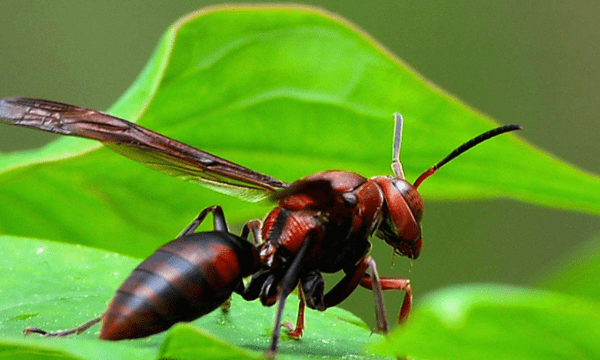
300, 271, 325, 310
361, 257, 389, 333
24, 316, 102, 337
302, 257, 400, 334
178, 205, 228, 237
359, 272, 412, 325
281, 270, 326, 340
265, 237, 312, 359
217, 219, 263, 315
241, 219, 263, 245
321, 258, 370, 309
283, 256, 375, 340
283, 285, 306, 339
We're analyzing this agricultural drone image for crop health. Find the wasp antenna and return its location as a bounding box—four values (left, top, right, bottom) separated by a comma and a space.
413, 124, 522, 188
391, 113, 405, 179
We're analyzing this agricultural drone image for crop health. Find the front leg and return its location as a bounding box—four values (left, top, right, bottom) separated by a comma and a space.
322, 256, 393, 333
301, 256, 412, 334
359, 271, 412, 325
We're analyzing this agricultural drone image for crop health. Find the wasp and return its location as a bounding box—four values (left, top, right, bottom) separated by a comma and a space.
0, 97, 521, 357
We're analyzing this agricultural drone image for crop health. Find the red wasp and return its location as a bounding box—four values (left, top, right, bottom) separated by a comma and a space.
0, 97, 521, 357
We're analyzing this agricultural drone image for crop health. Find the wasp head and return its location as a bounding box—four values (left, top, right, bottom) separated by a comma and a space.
372, 177, 423, 260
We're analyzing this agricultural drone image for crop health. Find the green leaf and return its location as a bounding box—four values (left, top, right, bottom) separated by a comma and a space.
0, 338, 156, 360
158, 325, 261, 360
0, 235, 392, 360
0, 236, 158, 360
0, 5, 598, 257
539, 235, 600, 301
372, 284, 600, 360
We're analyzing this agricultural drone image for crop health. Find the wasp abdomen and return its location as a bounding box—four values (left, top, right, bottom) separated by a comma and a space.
100, 231, 259, 340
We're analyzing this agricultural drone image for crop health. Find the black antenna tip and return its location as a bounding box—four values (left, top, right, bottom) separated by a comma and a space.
435, 123, 522, 170
500, 124, 522, 131
413, 123, 522, 188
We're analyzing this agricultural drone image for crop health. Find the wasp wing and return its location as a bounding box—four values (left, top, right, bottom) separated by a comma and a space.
0, 97, 288, 202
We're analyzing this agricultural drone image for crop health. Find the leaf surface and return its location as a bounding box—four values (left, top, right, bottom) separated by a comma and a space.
539, 235, 600, 302
373, 284, 600, 360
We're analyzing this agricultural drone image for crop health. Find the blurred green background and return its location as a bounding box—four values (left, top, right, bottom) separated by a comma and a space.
0, 1, 598, 326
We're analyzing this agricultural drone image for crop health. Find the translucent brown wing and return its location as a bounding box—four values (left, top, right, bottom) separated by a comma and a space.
0, 97, 288, 201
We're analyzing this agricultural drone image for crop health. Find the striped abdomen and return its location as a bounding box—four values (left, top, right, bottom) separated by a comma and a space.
100, 231, 260, 340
